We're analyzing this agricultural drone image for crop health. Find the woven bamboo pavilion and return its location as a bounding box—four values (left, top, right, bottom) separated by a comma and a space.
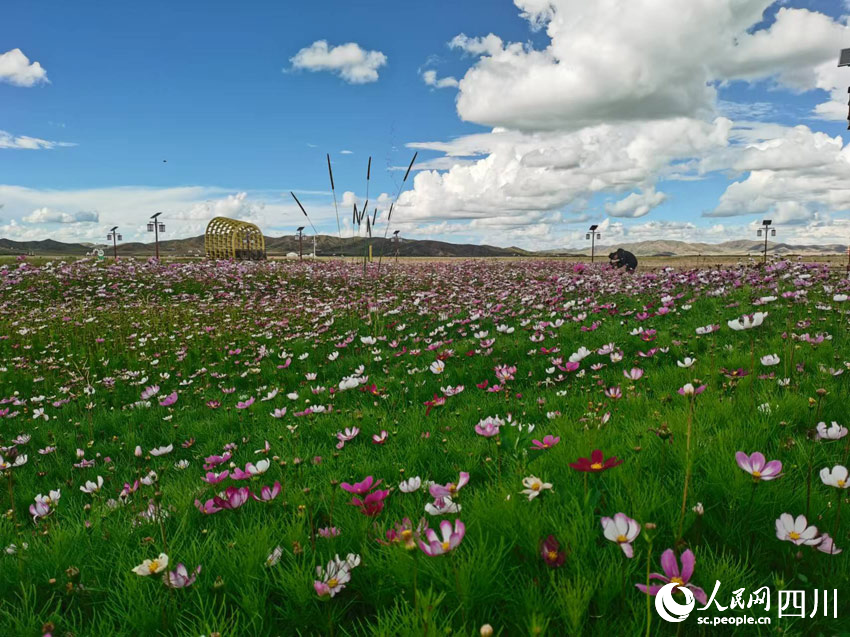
204, 217, 266, 260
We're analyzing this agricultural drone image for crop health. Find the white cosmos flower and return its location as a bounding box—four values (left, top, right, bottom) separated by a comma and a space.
80, 476, 104, 494
266, 545, 283, 567
820, 465, 849, 489
728, 312, 768, 331
760, 354, 780, 366
150, 444, 173, 456
833, 294, 848, 302
250, 459, 270, 475
360, 336, 377, 345
132, 553, 169, 576
677, 357, 696, 368
520, 476, 552, 501
815, 421, 848, 441
399, 476, 421, 493
425, 496, 461, 515
775, 514, 822, 546
429, 360, 445, 374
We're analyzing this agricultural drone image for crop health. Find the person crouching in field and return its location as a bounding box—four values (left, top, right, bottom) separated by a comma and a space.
608, 248, 638, 272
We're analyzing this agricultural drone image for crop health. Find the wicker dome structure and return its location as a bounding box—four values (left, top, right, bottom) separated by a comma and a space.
204, 217, 266, 260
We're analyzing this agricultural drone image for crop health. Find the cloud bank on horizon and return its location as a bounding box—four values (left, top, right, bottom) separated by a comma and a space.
1, 0, 849, 250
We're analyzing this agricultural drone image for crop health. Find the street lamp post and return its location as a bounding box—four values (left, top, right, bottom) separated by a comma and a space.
756, 219, 775, 264
106, 226, 122, 259
839, 50, 850, 269
296, 226, 305, 261
147, 212, 166, 260
585, 224, 601, 263
392, 230, 400, 263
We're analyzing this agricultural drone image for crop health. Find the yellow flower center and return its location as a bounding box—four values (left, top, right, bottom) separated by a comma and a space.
531, 481, 541, 491
616, 534, 628, 543
590, 462, 603, 470
441, 541, 450, 551
838, 479, 846, 487
670, 577, 684, 587
789, 531, 800, 540
149, 560, 160, 573
327, 578, 338, 588
752, 470, 761, 478
547, 550, 558, 561
401, 529, 412, 541
448, 484, 457, 494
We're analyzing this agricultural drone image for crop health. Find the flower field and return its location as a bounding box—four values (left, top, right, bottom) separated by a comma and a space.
0, 257, 848, 636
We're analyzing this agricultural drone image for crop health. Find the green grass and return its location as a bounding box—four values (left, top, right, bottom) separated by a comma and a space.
0, 257, 848, 636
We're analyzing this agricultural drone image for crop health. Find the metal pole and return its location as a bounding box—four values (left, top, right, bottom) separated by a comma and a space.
764, 231, 768, 264
591, 233, 595, 263
113, 234, 117, 259
299, 230, 303, 261
154, 223, 160, 260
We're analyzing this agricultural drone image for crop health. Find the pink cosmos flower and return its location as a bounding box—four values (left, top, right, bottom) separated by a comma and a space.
531, 435, 560, 450
816, 533, 842, 555
165, 564, 201, 588
429, 471, 470, 498
203, 451, 232, 470
635, 549, 707, 605
335, 427, 360, 449
735, 452, 782, 481
236, 397, 255, 409
194, 498, 223, 515
604, 386, 622, 400
474, 417, 502, 438
252, 481, 281, 502
372, 430, 388, 444
140, 385, 160, 400
623, 368, 644, 381
201, 470, 229, 484
418, 519, 466, 556
601, 513, 640, 558
158, 392, 178, 407
213, 486, 251, 510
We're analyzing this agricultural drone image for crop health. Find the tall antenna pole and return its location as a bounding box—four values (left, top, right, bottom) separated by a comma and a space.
327, 154, 341, 239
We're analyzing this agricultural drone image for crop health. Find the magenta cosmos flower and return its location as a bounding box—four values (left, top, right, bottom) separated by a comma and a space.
635, 549, 707, 605
418, 519, 466, 556
531, 435, 560, 450
340, 476, 381, 495
735, 452, 782, 481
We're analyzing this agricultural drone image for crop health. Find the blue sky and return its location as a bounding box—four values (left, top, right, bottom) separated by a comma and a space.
1, 0, 849, 248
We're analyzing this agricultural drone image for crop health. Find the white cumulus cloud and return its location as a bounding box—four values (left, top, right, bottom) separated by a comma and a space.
422, 69, 458, 89
290, 40, 387, 84
0, 48, 48, 87
23, 208, 99, 224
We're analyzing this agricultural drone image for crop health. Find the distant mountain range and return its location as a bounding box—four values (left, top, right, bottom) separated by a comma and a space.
0, 235, 846, 258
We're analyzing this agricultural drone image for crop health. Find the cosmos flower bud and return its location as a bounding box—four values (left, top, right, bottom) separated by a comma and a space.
480, 625, 494, 637
134, 446, 142, 457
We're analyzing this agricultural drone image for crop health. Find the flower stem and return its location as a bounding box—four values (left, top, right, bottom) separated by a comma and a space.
645, 541, 653, 637
831, 494, 844, 555
676, 397, 694, 540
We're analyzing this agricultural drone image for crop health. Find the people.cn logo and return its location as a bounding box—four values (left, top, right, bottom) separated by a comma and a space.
655, 582, 696, 623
